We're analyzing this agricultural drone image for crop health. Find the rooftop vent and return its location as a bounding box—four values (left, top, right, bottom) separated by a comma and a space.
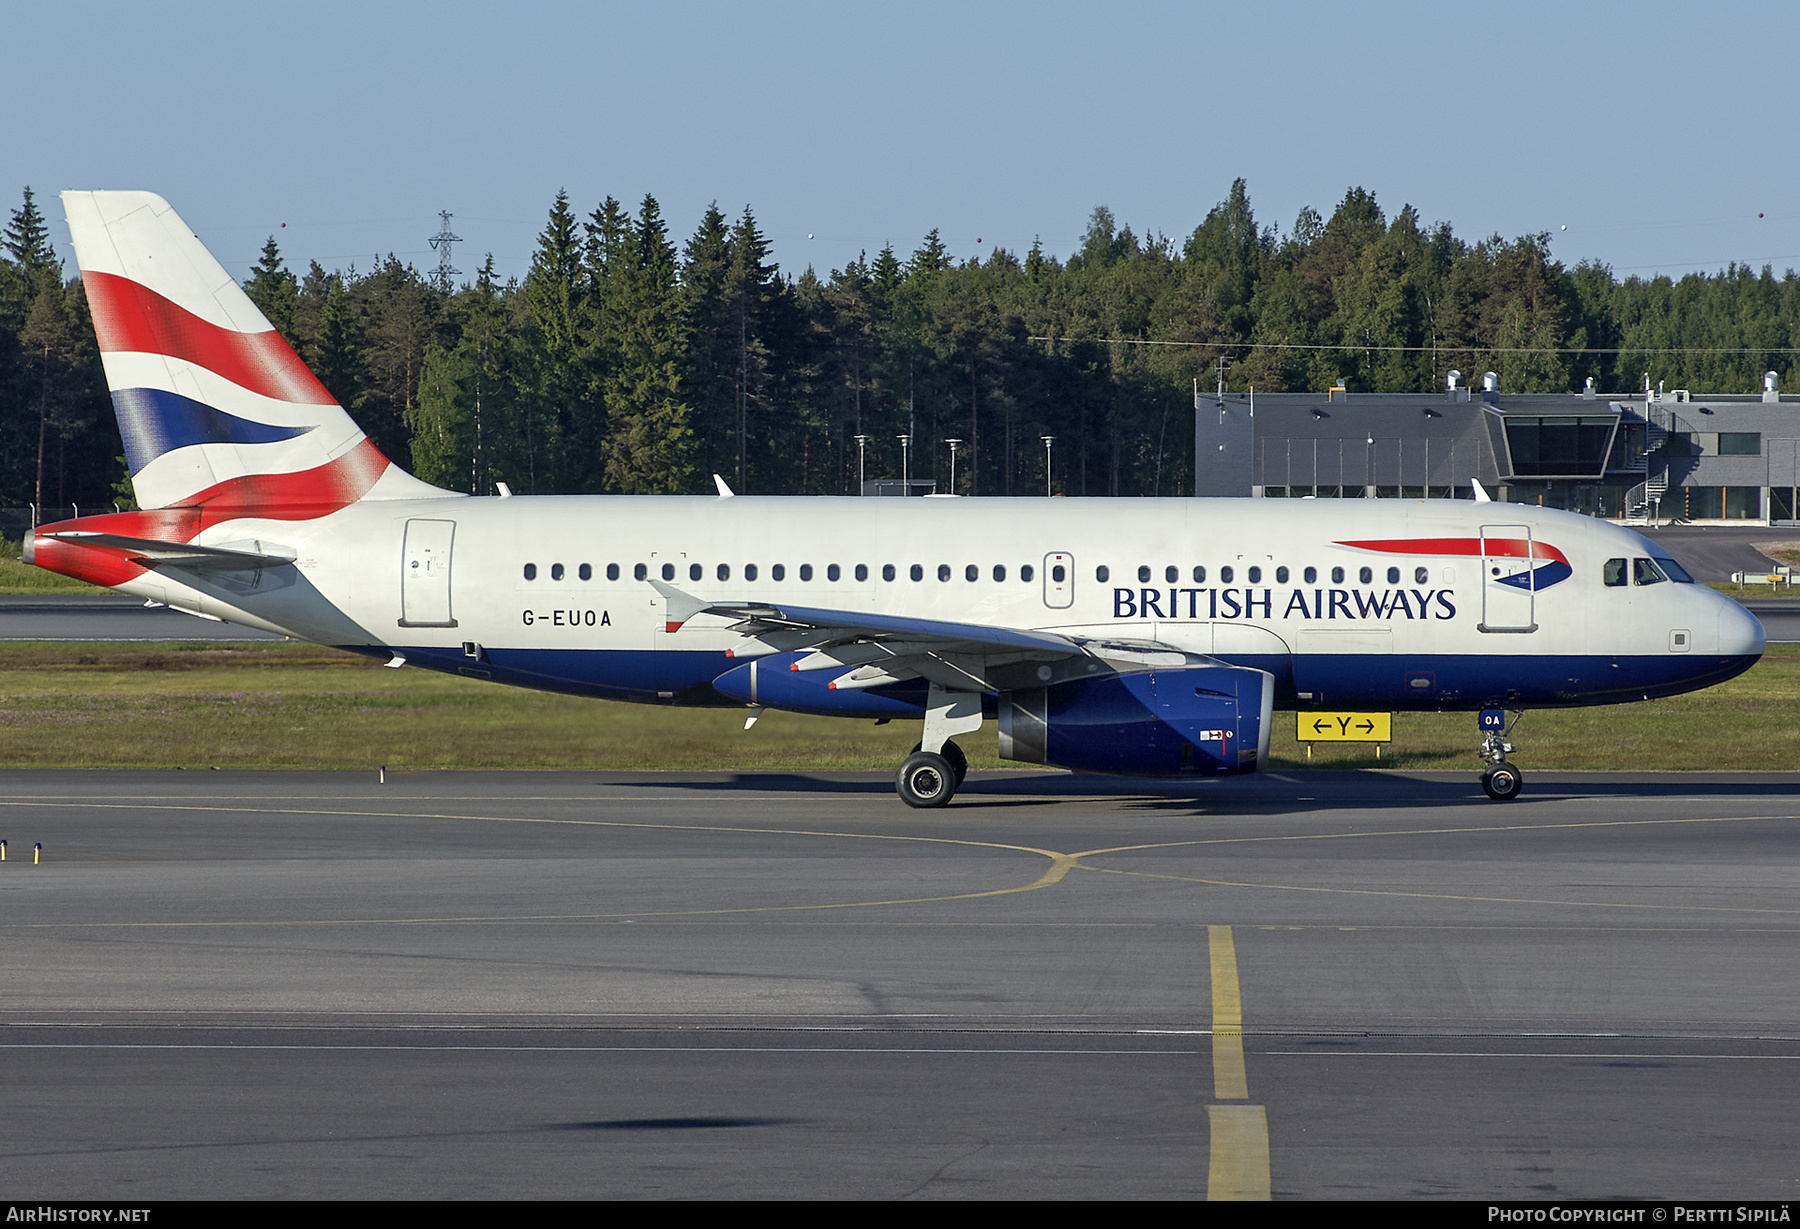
1583, 376, 1596, 400
1445, 369, 1469, 402
1328, 378, 1347, 404
1765, 371, 1781, 403
1480, 371, 1499, 403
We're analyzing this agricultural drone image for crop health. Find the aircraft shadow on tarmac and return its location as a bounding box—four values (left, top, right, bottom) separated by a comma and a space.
610, 768, 1800, 814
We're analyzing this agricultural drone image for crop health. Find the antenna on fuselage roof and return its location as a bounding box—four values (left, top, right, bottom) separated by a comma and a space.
714, 474, 736, 498
1471, 479, 1493, 502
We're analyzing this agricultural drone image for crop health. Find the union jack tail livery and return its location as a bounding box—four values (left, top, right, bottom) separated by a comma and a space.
61, 190, 444, 513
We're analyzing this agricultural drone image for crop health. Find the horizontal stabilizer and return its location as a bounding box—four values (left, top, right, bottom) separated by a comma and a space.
40, 531, 296, 571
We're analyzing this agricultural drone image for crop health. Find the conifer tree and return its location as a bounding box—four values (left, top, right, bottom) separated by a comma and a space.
603, 195, 695, 493
244, 237, 301, 345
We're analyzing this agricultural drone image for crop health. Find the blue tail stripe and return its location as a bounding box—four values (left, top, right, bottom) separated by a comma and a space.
112, 387, 313, 474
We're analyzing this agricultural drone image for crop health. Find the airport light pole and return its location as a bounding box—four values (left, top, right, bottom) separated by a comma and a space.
1041, 435, 1055, 496
898, 434, 912, 492
944, 438, 963, 495
854, 434, 868, 495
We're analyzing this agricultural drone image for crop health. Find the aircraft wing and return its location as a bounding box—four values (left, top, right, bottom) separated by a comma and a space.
652, 579, 1084, 692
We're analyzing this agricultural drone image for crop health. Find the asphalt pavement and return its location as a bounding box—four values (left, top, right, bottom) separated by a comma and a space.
4, 768, 1798, 1199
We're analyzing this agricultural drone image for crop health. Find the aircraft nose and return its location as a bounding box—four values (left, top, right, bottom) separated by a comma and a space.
1719, 600, 1767, 658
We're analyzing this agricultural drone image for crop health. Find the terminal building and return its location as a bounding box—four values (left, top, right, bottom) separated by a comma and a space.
1195, 370, 1800, 525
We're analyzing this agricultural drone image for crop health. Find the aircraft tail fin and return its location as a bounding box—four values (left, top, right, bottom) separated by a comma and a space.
59, 190, 450, 514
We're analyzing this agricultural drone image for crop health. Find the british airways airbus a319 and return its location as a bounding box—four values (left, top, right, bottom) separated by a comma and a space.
25, 192, 1767, 805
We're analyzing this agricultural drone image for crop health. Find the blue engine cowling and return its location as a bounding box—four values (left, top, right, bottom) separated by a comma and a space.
998, 664, 1274, 776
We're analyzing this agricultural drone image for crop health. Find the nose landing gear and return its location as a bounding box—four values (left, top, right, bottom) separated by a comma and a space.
1478, 708, 1523, 801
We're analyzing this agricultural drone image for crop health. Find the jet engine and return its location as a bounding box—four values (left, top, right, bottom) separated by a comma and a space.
998, 664, 1274, 776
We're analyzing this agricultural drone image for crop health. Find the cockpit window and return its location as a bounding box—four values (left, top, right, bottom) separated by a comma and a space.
1654, 555, 1696, 584
1603, 558, 1627, 587
1633, 557, 1668, 586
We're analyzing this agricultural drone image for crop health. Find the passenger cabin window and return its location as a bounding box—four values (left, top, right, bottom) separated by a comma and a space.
717, 563, 731, 581
579, 563, 592, 581
938, 564, 952, 582
551, 563, 565, 581
993, 565, 1007, 582
1633, 558, 1668, 586
882, 564, 895, 582
1193, 566, 1206, 583
771, 564, 786, 581
633, 563, 647, 581
1165, 565, 1179, 583
689, 563, 702, 581
1275, 566, 1289, 584
1052, 564, 1066, 582
965, 564, 978, 582
745, 563, 759, 581
1303, 566, 1317, 584
799, 564, 813, 581
1603, 558, 1627, 587
1137, 565, 1151, 583
606, 563, 620, 581
1220, 566, 1234, 584
828, 564, 841, 581
910, 564, 924, 582
1358, 567, 1373, 584
856, 564, 869, 582
1330, 567, 1344, 584
1413, 566, 1428, 585
1247, 566, 1262, 583
660, 563, 675, 581
1386, 567, 1400, 584
1095, 565, 1109, 582
523, 563, 537, 580
1021, 564, 1035, 582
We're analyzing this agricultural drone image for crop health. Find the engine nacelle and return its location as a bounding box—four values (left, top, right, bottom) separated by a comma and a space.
998, 664, 1274, 776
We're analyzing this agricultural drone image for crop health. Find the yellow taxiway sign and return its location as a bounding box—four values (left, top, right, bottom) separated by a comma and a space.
1298, 712, 1392, 742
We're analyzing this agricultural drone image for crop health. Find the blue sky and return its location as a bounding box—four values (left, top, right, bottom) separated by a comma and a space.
10, 1, 1798, 287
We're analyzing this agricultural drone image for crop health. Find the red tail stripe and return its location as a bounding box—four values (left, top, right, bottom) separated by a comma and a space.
29, 441, 388, 588
82, 271, 338, 406
1336, 536, 1568, 564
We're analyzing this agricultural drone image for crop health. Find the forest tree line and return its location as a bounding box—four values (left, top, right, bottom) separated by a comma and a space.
5, 179, 1800, 510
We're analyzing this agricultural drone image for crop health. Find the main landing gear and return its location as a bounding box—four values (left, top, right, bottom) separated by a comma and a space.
898, 741, 966, 808
896, 685, 982, 808
1478, 708, 1524, 802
